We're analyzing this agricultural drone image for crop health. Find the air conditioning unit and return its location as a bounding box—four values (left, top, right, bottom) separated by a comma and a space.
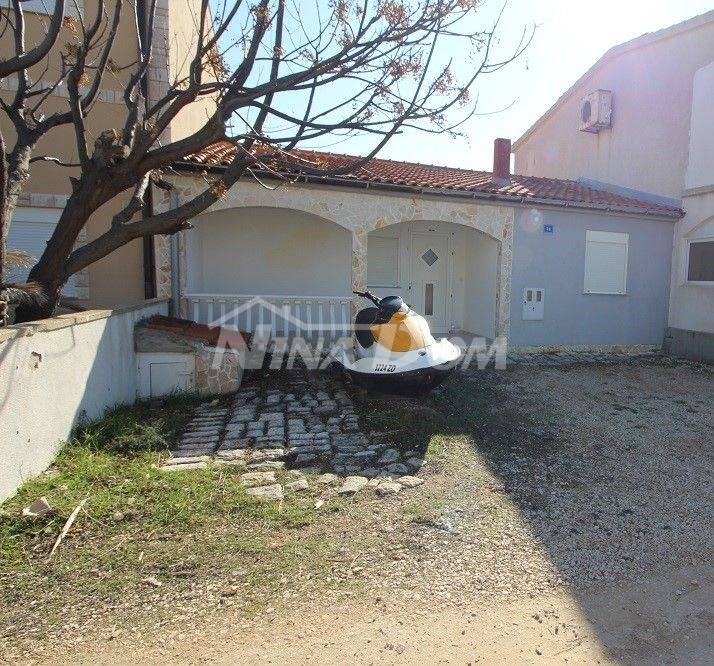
579, 90, 612, 133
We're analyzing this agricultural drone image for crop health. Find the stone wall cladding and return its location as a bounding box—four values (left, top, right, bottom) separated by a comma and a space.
135, 324, 243, 396
194, 348, 243, 396
154, 176, 514, 337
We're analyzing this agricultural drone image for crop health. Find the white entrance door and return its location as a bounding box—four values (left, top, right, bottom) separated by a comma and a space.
409, 232, 450, 335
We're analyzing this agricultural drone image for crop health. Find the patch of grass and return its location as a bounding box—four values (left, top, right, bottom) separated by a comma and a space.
0, 394, 346, 647
74, 392, 201, 455
402, 496, 446, 525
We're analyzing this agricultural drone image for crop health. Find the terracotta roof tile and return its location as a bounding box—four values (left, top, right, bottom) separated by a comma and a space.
179, 142, 682, 219
145, 315, 250, 349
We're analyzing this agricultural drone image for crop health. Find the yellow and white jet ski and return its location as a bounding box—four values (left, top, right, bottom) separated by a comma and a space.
333, 291, 462, 393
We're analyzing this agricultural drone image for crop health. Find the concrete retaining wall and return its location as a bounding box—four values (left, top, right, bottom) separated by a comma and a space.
663, 327, 714, 364
0, 299, 169, 501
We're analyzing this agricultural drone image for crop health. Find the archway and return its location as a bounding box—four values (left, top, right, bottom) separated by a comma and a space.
365, 220, 501, 339
180, 206, 353, 334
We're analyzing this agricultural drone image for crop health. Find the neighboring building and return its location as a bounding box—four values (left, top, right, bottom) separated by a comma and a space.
0, 0, 210, 308
513, 10, 714, 200
150, 140, 681, 350
665, 62, 714, 361
512, 11, 714, 360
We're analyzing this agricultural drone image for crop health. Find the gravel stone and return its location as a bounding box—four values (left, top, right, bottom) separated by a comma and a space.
239, 471, 276, 487
246, 484, 284, 501
378, 448, 401, 464
160, 461, 208, 472
286, 479, 309, 492
397, 475, 424, 488
338, 476, 369, 495
375, 480, 403, 496
385, 463, 410, 477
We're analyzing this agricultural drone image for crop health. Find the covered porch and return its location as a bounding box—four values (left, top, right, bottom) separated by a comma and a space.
163, 177, 514, 341
181, 206, 353, 337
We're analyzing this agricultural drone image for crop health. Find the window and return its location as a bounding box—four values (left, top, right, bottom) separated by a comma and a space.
367, 235, 399, 287
7, 207, 77, 297
687, 240, 714, 283
424, 283, 434, 315
583, 230, 629, 295
0, 1, 59, 14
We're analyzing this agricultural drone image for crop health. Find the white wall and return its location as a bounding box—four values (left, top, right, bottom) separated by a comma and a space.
513, 15, 714, 199
0, 299, 168, 501
463, 232, 499, 339
669, 198, 714, 334
668, 61, 714, 336
684, 62, 714, 191
186, 207, 352, 296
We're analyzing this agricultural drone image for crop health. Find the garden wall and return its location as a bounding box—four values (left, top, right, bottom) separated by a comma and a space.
0, 299, 169, 501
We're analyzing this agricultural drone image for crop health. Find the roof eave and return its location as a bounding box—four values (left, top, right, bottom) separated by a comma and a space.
172, 160, 683, 220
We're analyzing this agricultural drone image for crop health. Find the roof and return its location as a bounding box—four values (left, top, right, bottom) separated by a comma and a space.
513, 10, 714, 150
178, 143, 682, 219
142, 315, 250, 350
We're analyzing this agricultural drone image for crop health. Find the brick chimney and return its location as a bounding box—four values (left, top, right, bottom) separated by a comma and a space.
492, 138, 512, 184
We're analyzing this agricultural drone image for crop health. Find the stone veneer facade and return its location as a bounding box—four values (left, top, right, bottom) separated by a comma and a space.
152, 175, 514, 338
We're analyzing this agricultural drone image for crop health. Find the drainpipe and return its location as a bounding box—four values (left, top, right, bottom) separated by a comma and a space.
137, 0, 157, 299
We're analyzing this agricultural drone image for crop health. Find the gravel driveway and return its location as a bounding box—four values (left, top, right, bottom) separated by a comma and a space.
354, 358, 713, 600
4, 355, 712, 664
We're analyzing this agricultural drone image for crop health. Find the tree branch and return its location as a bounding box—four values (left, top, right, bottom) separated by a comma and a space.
0, 0, 66, 78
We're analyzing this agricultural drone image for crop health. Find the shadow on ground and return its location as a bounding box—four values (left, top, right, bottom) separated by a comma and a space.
347, 354, 713, 664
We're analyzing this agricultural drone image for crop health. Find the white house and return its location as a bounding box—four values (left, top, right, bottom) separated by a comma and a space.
667, 62, 714, 361
149, 140, 681, 351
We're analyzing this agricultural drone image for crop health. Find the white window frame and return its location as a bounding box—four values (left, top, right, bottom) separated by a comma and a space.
583, 230, 629, 296
0, 1, 79, 16
367, 234, 400, 288
684, 236, 714, 287
7, 205, 78, 298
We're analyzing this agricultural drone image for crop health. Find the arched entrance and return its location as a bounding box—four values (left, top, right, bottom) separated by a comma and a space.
366, 220, 500, 338
180, 206, 353, 334
160, 175, 513, 339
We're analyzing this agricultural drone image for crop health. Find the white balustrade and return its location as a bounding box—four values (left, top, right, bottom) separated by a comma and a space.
182, 293, 353, 339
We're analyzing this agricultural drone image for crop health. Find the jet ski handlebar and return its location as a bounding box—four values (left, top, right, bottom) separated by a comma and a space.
353, 290, 381, 306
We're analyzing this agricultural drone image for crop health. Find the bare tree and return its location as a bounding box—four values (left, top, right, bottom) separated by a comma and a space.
0, 0, 530, 323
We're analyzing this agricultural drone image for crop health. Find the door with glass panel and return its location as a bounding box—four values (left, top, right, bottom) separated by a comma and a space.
409, 231, 450, 336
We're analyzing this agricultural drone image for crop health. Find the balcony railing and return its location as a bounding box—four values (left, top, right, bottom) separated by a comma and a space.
182, 293, 353, 338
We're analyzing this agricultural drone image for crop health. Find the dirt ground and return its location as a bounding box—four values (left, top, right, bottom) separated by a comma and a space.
3, 356, 713, 665
52, 563, 714, 665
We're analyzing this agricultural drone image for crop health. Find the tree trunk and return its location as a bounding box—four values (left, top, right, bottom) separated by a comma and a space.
12, 278, 62, 323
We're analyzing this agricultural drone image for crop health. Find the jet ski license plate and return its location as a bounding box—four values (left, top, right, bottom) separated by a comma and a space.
375, 363, 397, 373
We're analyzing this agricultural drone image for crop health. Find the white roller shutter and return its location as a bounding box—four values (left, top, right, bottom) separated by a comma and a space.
367, 235, 399, 287
584, 230, 629, 295
6, 207, 77, 297
0, 1, 59, 14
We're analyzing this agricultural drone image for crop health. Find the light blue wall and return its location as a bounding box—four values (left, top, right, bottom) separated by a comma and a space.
509, 207, 675, 347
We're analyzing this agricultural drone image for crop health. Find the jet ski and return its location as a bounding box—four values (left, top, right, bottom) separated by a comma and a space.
332, 290, 462, 393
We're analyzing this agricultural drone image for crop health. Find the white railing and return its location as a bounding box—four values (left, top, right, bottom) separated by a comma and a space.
182, 293, 353, 338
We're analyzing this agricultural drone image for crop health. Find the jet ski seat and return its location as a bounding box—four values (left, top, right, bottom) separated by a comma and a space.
354, 307, 378, 348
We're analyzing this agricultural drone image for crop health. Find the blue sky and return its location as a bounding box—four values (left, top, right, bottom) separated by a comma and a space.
294, 0, 713, 171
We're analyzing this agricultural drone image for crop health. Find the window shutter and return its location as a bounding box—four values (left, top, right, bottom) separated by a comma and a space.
0, 1, 61, 14
7, 207, 77, 297
367, 235, 399, 287
584, 230, 629, 295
